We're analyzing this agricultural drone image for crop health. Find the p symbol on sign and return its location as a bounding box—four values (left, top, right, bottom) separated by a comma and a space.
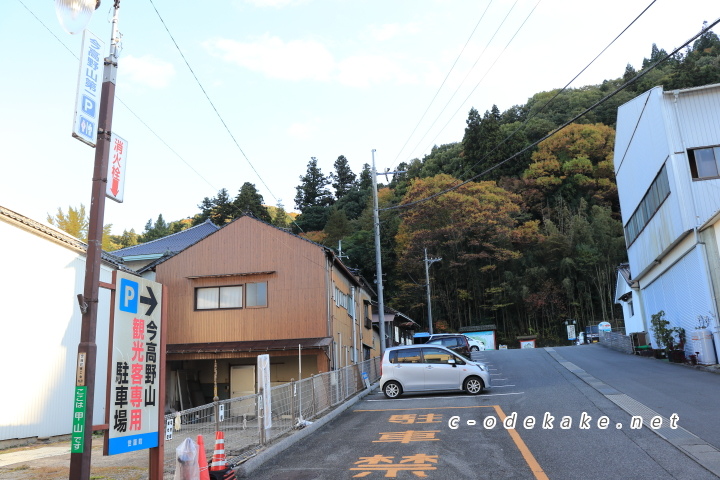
119, 278, 139, 314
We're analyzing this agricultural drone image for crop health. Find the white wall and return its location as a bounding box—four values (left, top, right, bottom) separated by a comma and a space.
0, 218, 112, 440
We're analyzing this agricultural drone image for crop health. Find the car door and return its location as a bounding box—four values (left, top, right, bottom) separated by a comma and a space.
388, 348, 426, 392
420, 347, 461, 391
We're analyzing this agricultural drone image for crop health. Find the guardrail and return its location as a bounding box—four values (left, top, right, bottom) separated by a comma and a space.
162, 357, 380, 474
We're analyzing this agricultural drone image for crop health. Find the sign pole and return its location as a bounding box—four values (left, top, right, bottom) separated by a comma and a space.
69, 3, 120, 479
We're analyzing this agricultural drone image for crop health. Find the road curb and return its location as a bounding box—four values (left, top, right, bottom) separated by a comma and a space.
233, 384, 377, 478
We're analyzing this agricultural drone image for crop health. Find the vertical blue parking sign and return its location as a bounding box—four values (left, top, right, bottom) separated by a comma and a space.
72, 30, 104, 147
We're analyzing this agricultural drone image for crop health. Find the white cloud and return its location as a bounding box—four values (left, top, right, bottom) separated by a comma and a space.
368, 22, 421, 42
243, 0, 304, 6
206, 35, 418, 88
204, 35, 335, 82
287, 120, 318, 140
337, 55, 418, 88
120, 55, 176, 88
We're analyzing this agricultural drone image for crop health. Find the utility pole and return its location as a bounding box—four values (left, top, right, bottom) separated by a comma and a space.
424, 248, 441, 335
371, 149, 387, 358
371, 150, 406, 356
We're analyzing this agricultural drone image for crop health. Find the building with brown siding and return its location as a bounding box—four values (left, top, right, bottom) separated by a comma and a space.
136, 215, 377, 410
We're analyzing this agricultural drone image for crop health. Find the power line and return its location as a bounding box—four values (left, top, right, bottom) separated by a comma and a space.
404, 0, 526, 163
452, 0, 657, 183
147, 0, 279, 204
17, 0, 218, 194
382, 17, 720, 213
412, 0, 542, 162
390, 0, 494, 168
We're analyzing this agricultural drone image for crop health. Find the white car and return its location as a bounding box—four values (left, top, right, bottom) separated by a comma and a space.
380, 344, 491, 399
464, 335, 486, 352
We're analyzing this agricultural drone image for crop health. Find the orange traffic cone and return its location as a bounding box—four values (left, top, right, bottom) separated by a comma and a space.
210, 431, 227, 471
197, 434, 211, 480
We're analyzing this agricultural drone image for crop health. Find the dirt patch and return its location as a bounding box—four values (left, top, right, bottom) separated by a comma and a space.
0, 440, 157, 480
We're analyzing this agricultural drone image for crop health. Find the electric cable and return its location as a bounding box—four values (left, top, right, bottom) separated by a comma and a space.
382, 17, 720, 212
390, 0, 494, 167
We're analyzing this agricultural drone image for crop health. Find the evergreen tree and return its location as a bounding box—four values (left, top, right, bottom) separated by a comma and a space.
358, 163, 373, 191
330, 155, 357, 200
271, 203, 290, 229
323, 207, 353, 248
233, 182, 271, 222
194, 188, 235, 225
294, 157, 333, 211
141, 214, 171, 242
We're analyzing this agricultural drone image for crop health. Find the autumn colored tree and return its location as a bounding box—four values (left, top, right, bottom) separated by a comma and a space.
395, 174, 536, 331
47, 204, 118, 251
520, 123, 617, 219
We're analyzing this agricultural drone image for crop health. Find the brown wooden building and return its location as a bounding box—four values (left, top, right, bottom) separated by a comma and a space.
137, 215, 378, 410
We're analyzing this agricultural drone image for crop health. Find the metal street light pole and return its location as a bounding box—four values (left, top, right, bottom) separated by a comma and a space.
424, 248, 441, 335
371, 149, 387, 358
69, 2, 121, 479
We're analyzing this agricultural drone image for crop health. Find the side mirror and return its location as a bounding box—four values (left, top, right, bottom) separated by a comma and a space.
448, 358, 457, 367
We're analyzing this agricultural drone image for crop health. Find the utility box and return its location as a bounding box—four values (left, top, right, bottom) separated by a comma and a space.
691, 328, 717, 365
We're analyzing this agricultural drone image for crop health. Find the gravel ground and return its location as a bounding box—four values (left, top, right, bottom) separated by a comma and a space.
0, 438, 158, 480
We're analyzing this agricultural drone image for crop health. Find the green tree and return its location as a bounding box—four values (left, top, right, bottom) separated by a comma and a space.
233, 182, 271, 222
330, 155, 357, 200
295, 157, 333, 211
141, 214, 171, 242
110, 228, 139, 250
271, 203, 290, 229
323, 207, 353, 248
194, 188, 235, 225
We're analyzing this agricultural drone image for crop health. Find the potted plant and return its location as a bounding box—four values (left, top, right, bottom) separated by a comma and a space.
668, 327, 686, 363
650, 311, 686, 361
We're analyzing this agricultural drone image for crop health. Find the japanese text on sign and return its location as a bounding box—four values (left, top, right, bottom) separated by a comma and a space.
72, 31, 104, 147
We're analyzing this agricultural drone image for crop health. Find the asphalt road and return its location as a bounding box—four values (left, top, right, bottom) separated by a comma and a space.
247, 345, 720, 479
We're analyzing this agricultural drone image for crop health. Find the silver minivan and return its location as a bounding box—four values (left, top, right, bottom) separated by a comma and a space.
380, 344, 491, 398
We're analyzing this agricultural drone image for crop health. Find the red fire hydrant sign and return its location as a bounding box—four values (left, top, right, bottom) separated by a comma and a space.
106, 133, 128, 203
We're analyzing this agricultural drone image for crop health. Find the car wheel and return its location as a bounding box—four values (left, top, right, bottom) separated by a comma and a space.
464, 376, 484, 395
383, 381, 402, 399
470, 346, 479, 352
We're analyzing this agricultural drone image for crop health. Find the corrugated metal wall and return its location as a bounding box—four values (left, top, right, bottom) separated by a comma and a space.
642, 247, 714, 349
0, 217, 112, 441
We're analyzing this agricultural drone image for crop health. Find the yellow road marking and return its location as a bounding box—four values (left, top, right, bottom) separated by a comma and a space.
355, 405, 548, 480
492, 405, 548, 480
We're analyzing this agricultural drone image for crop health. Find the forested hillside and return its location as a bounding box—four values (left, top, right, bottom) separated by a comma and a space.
97, 30, 720, 346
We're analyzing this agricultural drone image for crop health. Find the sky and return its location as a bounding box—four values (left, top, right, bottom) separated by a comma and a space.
1, 0, 717, 235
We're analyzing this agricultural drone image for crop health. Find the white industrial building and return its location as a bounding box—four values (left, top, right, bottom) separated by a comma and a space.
0, 206, 116, 444
613, 83, 720, 363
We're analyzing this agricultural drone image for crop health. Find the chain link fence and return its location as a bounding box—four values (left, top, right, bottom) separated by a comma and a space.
162, 357, 380, 474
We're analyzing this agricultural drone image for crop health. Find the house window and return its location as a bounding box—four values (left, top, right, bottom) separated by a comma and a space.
628, 298, 634, 317
363, 300, 371, 329
624, 164, 670, 246
246, 282, 267, 307
196, 285, 242, 310
689, 146, 720, 179
195, 282, 268, 310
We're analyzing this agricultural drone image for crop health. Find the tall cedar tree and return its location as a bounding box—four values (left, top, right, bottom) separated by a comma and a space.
331, 155, 357, 199
295, 157, 333, 211
233, 182, 271, 222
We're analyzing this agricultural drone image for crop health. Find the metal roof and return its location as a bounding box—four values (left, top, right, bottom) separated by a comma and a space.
112, 219, 220, 258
